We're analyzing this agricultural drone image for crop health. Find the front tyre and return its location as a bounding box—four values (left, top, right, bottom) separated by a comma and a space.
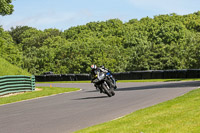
102, 83, 112, 97
111, 90, 115, 96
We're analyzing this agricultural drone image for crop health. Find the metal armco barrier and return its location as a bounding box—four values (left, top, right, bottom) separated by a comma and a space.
0, 75, 35, 96
35, 69, 200, 82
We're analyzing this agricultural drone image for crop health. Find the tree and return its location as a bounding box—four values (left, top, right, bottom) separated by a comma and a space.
5, 11, 200, 75
0, 0, 14, 16
9, 26, 33, 44
0, 27, 22, 66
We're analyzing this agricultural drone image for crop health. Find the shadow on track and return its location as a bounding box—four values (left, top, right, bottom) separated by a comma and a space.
74, 96, 108, 100
116, 81, 200, 91
84, 90, 98, 93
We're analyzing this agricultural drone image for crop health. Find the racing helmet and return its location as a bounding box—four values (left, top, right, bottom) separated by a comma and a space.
91, 64, 97, 69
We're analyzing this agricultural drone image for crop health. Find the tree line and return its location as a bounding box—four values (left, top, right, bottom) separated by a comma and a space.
1, 11, 200, 75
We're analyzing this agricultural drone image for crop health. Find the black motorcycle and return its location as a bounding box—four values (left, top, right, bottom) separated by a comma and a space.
92, 69, 116, 97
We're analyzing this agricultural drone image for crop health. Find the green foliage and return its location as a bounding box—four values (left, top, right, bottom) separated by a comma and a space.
0, 57, 31, 76
0, 0, 14, 16
0, 27, 22, 66
2, 11, 200, 75
9, 26, 33, 44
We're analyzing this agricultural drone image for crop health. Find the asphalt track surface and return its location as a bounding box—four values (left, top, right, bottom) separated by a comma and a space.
0, 81, 200, 133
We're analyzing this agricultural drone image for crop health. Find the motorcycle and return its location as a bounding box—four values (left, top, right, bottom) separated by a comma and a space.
92, 69, 116, 97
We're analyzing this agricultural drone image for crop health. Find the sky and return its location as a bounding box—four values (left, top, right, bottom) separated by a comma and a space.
0, 0, 200, 31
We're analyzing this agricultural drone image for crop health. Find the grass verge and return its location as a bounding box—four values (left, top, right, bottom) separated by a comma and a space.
36, 78, 200, 84
118, 78, 200, 82
0, 86, 80, 105
36, 81, 91, 84
75, 88, 200, 133
0, 57, 31, 76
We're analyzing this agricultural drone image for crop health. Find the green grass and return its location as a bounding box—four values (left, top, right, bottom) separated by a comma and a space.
0, 86, 80, 105
0, 57, 31, 76
75, 88, 200, 133
36, 81, 91, 84
36, 78, 200, 84
118, 78, 200, 82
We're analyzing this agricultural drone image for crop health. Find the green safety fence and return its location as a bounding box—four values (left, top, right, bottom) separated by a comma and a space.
0, 75, 35, 96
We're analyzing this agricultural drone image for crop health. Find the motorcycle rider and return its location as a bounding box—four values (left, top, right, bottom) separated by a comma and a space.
90, 64, 117, 91
90, 64, 98, 81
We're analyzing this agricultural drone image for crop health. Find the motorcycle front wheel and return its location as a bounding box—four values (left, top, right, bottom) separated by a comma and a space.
102, 83, 113, 97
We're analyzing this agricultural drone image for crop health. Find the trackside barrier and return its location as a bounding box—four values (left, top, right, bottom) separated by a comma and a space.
35, 69, 200, 82
0, 75, 35, 96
